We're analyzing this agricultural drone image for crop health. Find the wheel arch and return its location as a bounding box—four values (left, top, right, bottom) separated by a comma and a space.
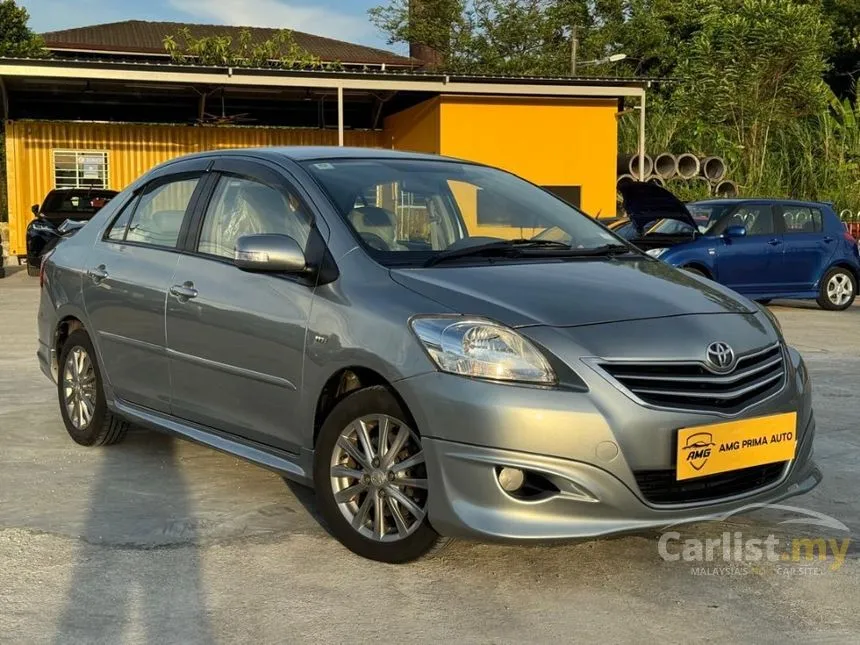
312, 366, 416, 447
681, 261, 713, 279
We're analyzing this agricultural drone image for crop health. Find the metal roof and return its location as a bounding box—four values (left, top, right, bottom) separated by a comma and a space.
0, 56, 653, 96
42, 20, 417, 68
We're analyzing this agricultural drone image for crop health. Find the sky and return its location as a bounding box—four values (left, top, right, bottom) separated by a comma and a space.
18, 0, 404, 52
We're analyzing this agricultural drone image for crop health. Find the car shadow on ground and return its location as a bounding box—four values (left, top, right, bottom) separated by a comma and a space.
52, 430, 212, 643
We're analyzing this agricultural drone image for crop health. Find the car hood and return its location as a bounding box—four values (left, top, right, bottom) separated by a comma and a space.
619, 181, 697, 232
389, 258, 756, 328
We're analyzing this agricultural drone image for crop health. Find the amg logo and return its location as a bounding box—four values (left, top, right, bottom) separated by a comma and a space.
686, 448, 712, 462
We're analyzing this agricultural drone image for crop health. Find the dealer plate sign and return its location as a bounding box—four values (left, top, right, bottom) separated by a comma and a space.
676, 412, 797, 481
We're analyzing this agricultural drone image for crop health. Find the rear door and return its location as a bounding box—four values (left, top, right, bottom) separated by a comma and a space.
82, 159, 210, 412
713, 203, 783, 293
165, 157, 320, 453
777, 204, 836, 291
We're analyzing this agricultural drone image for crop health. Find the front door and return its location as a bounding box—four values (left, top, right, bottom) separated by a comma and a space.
714, 204, 783, 294
82, 167, 207, 412
777, 205, 836, 291
165, 159, 317, 453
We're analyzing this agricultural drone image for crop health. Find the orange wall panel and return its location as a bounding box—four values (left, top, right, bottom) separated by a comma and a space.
439, 96, 618, 218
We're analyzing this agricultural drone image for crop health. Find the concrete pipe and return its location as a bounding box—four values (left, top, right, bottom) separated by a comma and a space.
714, 179, 739, 198
616, 174, 637, 190
618, 154, 653, 178
654, 153, 678, 179
646, 175, 666, 188
700, 156, 727, 182
676, 153, 701, 179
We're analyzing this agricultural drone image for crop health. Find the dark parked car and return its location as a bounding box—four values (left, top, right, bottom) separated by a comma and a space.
26, 188, 118, 275
38, 148, 818, 562
619, 182, 860, 310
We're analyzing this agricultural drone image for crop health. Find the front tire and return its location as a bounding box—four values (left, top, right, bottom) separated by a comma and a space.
817, 268, 856, 311
26, 262, 39, 277
57, 329, 129, 446
682, 265, 706, 277
313, 386, 449, 563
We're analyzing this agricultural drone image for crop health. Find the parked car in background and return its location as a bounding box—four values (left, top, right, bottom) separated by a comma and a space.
620, 182, 860, 310
26, 188, 118, 275
38, 148, 819, 562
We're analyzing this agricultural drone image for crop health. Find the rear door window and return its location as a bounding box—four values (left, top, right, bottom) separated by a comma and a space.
781, 206, 823, 234
125, 177, 200, 249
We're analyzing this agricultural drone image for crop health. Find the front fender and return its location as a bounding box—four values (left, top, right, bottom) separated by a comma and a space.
662, 242, 720, 277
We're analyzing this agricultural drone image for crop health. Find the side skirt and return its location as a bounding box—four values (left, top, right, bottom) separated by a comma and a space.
111, 398, 314, 486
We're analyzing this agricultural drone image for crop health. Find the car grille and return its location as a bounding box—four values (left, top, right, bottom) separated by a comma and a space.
634, 462, 787, 505
597, 344, 785, 414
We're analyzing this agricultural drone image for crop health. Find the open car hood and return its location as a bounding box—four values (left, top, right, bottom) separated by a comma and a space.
619, 181, 697, 233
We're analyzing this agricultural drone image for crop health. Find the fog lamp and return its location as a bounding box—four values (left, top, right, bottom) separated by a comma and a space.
497, 467, 525, 492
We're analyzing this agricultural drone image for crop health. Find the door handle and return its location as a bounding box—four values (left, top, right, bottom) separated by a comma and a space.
169, 282, 198, 301
823, 236, 834, 243
767, 239, 782, 246
86, 265, 108, 283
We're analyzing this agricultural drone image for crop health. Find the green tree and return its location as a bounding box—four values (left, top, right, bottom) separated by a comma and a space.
162, 28, 334, 69
674, 0, 831, 186
0, 0, 45, 58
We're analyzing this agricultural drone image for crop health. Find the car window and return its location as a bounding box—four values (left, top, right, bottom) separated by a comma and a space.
781, 206, 823, 234
125, 177, 199, 248
713, 205, 774, 236
303, 158, 620, 264
105, 196, 139, 241
197, 176, 312, 259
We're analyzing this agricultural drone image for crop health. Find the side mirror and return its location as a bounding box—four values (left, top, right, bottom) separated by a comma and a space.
31, 204, 40, 216
724, 225, 747, 238
234, 234, 306, 273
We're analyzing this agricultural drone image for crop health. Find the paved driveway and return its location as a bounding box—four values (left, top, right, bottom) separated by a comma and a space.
1, 268, 858, 643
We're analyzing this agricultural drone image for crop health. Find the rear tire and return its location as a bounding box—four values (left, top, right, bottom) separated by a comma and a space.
817, 267, 856, 311
27, 263, 39, 277
57, 329, 129, 446
313, 385, 450, 563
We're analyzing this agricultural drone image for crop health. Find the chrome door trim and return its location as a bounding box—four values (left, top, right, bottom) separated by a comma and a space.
165, 347, 297, 390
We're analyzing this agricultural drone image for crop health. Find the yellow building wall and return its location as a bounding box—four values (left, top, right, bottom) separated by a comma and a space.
439, 95, 618, 220
382, 97, 440, 154
5, 121, 382, 256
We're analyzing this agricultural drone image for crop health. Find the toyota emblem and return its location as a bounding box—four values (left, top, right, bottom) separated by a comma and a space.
705, 342, 735, 372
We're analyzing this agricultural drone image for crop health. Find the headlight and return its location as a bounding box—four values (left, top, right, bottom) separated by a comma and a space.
410, 316, 556, 384
28, 219, 55, 233
646, 247, 668, 258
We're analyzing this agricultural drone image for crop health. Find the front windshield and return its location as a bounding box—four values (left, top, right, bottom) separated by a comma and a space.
303, 158, 625, 265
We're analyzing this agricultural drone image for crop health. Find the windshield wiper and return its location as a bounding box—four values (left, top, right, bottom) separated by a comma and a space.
423, 239, 571, 267
560, 243, 637, 257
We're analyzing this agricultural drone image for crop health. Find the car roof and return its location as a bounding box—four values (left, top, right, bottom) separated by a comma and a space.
171, 146, 463, 165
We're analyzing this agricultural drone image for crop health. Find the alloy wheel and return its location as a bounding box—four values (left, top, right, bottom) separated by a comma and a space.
62, 346, 97, 430
329, 414, 428, 542
827, 273, 854, 307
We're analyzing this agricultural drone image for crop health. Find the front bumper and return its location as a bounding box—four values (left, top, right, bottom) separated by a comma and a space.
395, 346, 819, 542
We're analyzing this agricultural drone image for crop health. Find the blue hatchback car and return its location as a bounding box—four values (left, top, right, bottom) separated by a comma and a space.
619, 183, 860, 310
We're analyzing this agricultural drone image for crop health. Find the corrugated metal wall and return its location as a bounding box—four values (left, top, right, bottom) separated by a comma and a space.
5, 121, 383, 255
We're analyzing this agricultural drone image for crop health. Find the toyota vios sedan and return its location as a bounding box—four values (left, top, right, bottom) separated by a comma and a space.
37, 148, 820, 562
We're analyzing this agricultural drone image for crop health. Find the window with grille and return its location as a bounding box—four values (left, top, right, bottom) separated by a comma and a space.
53, 150, 110, 189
